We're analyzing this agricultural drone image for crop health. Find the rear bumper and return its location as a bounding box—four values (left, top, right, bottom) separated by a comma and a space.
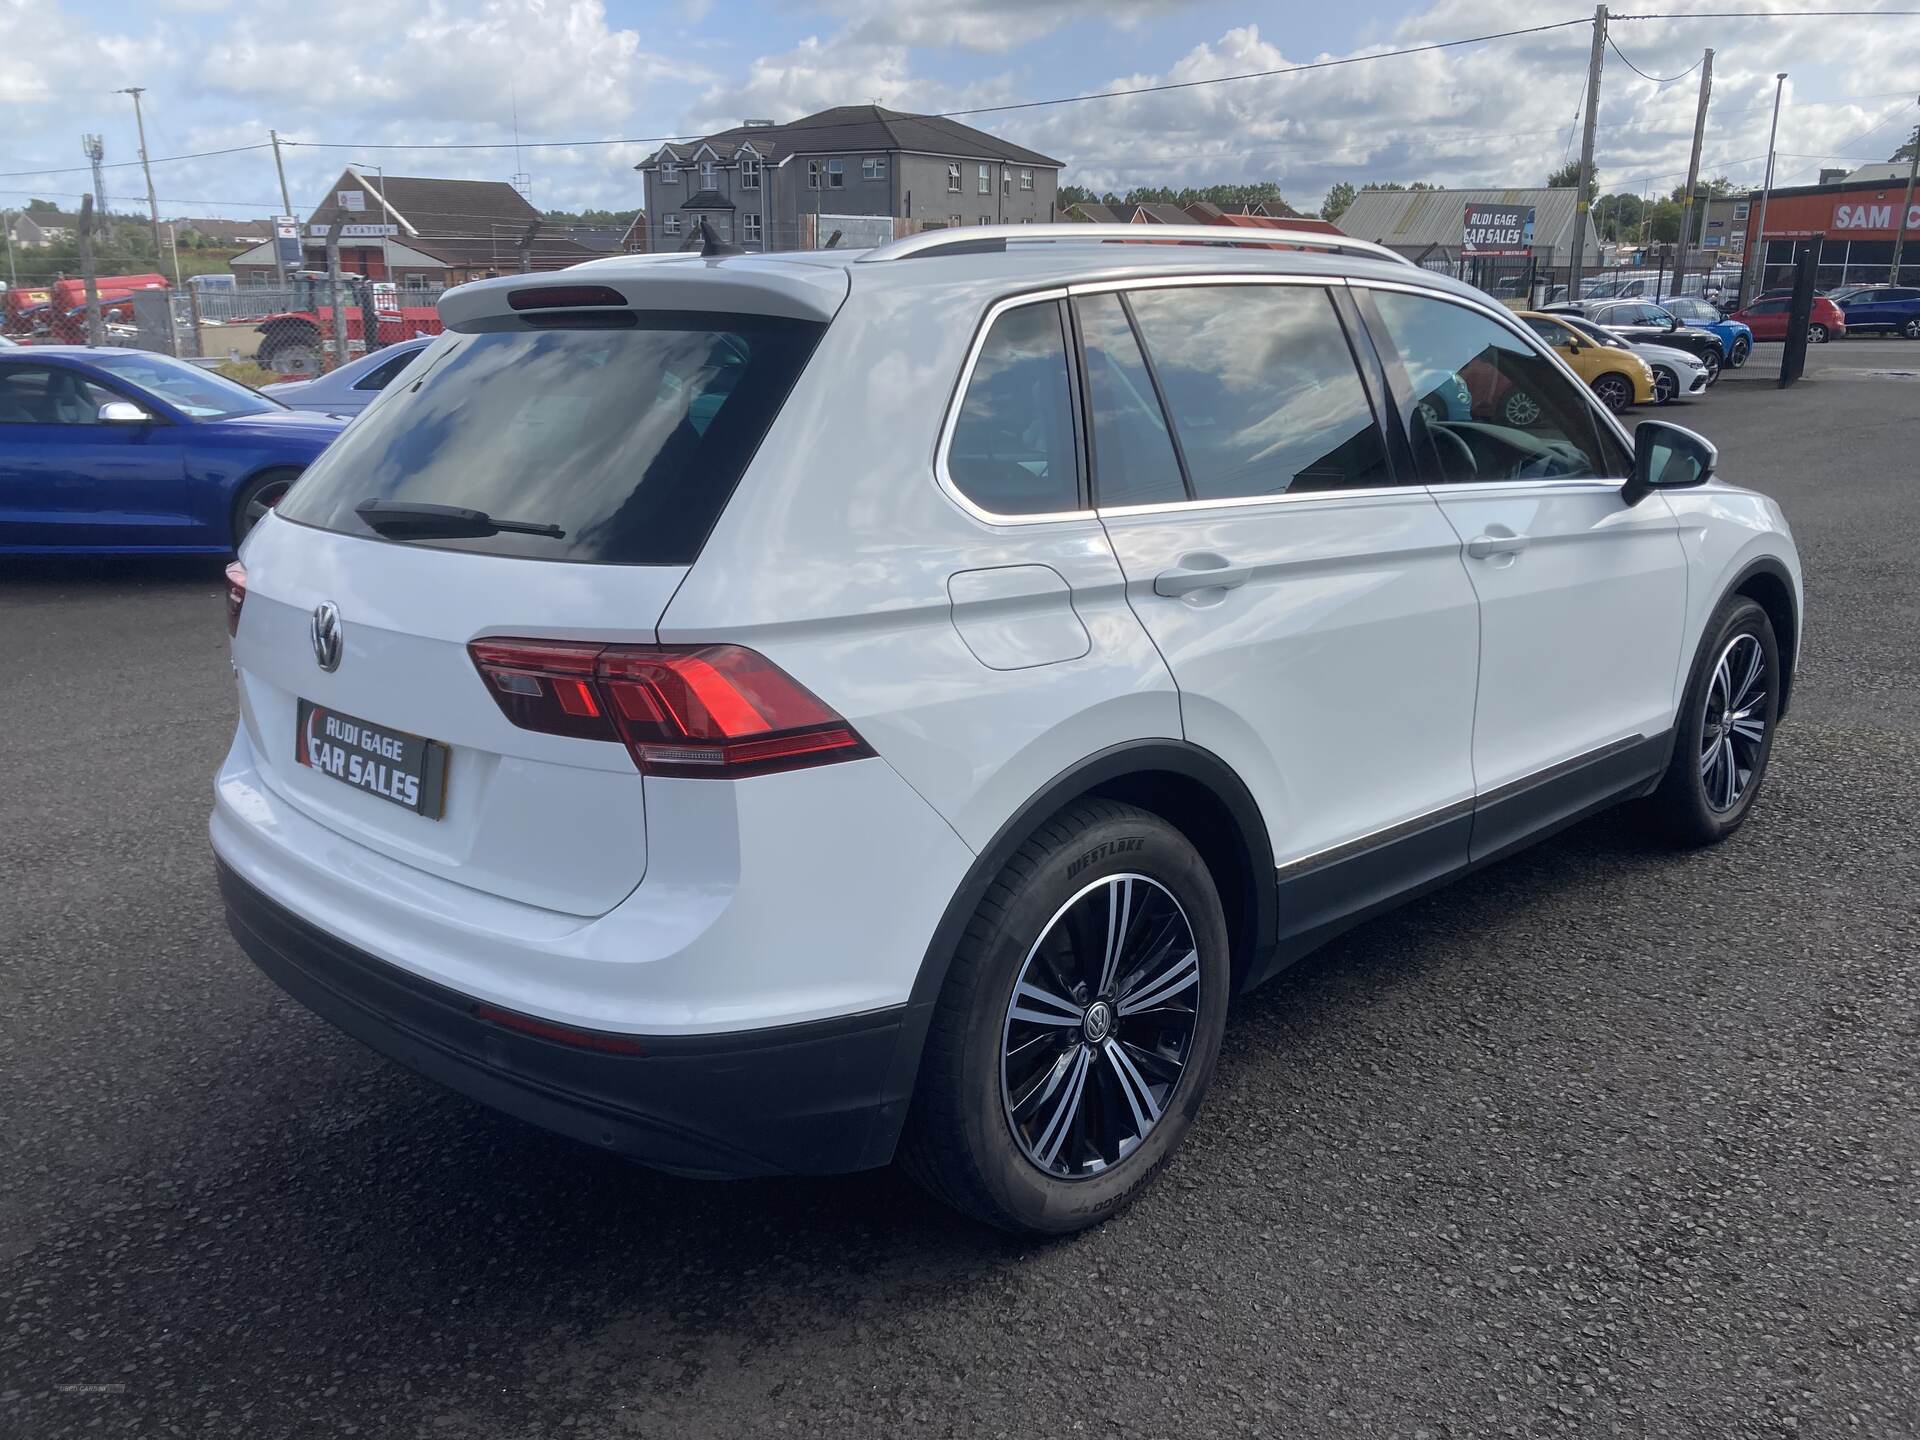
219, 860, 909, 1178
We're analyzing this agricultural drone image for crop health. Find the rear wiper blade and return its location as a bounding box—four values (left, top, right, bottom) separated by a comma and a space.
354, 499, 565, 540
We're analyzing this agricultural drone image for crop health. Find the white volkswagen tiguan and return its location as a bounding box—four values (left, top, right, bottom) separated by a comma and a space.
213, 225, 1801, 1234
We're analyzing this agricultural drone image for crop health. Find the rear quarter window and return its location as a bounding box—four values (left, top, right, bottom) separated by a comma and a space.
275, 314, 823, 565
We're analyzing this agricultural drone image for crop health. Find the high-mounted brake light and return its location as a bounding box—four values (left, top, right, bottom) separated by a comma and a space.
224, 561, 247, 637
467, 638, 872, 779
506, 284, 626, 311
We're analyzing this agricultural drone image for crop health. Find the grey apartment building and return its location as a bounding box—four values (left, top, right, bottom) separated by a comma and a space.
634, 105, 1063, 253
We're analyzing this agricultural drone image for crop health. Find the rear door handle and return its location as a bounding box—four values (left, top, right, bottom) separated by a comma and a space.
1154, 553, 1251, 598
1467, 532, 1530, 560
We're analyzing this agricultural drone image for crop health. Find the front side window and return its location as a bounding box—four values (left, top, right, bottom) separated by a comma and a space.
1076, 292, 1184, 508
1366, 289, 1626, 484
85, 351, 276, 418
353, 348, 422, 392
1124, 285, 1391, 500
0, 363, 119, 424
945, 301, 1079, 516
276, 316, 825, 566
977, 164, 990, 195
947, 163, 961, 193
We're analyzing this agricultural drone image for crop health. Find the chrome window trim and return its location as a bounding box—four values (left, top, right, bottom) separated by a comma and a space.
1345, 276, 1639, 470
932, 286, 1099, 528
933, 271, 1636, 530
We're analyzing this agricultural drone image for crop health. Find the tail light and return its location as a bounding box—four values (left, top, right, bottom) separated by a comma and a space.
224, 561, 247, 637
468, 638, 872, 779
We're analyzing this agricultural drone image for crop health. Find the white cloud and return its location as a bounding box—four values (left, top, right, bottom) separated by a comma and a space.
817, 0, 1203, 53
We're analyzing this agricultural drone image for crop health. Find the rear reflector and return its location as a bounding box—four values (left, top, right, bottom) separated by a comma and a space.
468, 638, 873, 779
224, 561, 247, 637
471, 1002, 649, 1055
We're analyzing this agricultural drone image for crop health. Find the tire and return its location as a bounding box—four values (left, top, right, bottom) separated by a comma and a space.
1700, 345, 1722, 385
1807, 323, 1829, 344
1501, 389, 1543, 427
1642, 596, 1780, 847
1592, 372, 1634, 413
1651, 366, 1677, 405
1904, 317, 1920, 340
262, 340, 323, 377
900, 800, 1231, 1235
232, 468, 301, 546
1729, 336, 1750, 368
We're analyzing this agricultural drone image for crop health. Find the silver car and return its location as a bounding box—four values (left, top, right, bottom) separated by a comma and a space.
259, 338, 431, 417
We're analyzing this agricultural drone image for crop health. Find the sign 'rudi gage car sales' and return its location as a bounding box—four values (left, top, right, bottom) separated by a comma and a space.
1463, 203, 1536, 257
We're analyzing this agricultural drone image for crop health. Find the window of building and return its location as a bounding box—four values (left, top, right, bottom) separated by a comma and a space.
742, 212, 762, 243
807, 160, 821, 189
828, 159, 845, 188
662, 214, 681, 236
1075, 292, 1185, 508
1020, 168, 1034, 191
948, 214, 963, 228
1364, 289, 1625, 483
945, 301, 1080, 516
700, 160, 717, 187
977, 164, 991, 195
863, 157, 886, 182
661, 162, 680, 184
979, 215, 993, 226
1002, 169, 1012, 197
947, 163, 961, 193
1124, 285, 1392, 499
741, 156, 761, 189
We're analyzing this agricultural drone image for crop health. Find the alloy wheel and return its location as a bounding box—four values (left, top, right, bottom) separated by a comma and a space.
240, 480, 292, 540
1593, 374, 1632, 412
1700, 632, 1768, 814
1808, 323, 1829, 344
1502, 390, 1542, 427
1701, 347, 1722, 384
1730, 338, 1750, 368
1652, 368, 1677, 404
1000, 874, 1201, 1180
1904, 318, 1920, 340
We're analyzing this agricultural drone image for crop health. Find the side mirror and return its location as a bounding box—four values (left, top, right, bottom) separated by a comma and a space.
1623, 420, 1716, 507
98, 400, 155, 425
1666, 315, 1682, 332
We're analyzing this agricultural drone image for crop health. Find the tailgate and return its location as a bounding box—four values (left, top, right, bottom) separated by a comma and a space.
231, 518, 684, 916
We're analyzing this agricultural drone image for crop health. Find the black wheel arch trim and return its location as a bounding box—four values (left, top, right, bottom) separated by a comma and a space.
859, 738, 1277, 1169
229, 464, 305, 542
1722, 554, 1800, 717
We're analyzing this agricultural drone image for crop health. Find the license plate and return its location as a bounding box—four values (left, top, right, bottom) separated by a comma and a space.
295, 699, 449, 818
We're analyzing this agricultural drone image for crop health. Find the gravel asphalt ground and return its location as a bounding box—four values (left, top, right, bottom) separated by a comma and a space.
2, 339, 1916, 1439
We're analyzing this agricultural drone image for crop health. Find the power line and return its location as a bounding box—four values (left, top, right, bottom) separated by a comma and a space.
1605, 35, 1705, 84
1614, 9, 1919, 16
0, 142, 273, 182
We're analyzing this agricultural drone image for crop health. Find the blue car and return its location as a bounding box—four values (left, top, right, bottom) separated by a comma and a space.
1837, 286, 1920, 339
1656, 296, 1755, 369
0, 346, 345, 553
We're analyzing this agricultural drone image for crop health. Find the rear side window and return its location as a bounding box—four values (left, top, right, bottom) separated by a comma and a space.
945, 301, 1080, 516
1075, 292, 1185, 508
1125, 284, 1391, 499
275, 314, 823, 565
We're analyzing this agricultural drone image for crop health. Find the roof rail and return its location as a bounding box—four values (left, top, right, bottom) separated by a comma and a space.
857, 222, 1417, 269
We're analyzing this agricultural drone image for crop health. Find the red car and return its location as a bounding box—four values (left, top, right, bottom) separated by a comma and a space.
1728, 294, 1847, 344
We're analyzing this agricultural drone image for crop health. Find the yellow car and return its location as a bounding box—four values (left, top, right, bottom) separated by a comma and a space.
1516, 310, 1655, 414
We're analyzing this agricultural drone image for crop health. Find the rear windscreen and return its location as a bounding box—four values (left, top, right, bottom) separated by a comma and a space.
274, 313, 824, 565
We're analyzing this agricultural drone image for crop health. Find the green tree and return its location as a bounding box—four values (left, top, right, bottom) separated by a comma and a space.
25, 197, 64, 213
1321, 181, 1356, 222
1546, 160, 1599, 204
1595, 192, 1646, 242
1892, 124, 1918, 165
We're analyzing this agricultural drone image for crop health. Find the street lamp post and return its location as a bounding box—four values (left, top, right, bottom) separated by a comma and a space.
1889, 95, 1919, 285
1747, 72, 1788, 303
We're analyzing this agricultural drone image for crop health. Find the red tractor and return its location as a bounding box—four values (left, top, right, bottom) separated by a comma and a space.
251, 272, 443, 377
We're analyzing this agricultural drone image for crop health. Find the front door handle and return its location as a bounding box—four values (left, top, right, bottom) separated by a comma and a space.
1154, 552, 1251, 598
1467, 531, 1530, 560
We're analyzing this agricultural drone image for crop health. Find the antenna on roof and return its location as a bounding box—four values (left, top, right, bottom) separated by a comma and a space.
699, 217, 742, 258
509, 80, 531, 201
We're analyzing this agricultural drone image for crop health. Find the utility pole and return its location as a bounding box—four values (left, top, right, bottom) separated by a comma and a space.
3, 207, 17, 288
1747, 73, 1788, 304
1890, 97, 1919, 284
270, 129, 294, 286
325, 222, 349, 368
1671, 48, 1714, 300
78, 196, 106, 348
1568, 4, 1607, 299
116, 86, 176, 355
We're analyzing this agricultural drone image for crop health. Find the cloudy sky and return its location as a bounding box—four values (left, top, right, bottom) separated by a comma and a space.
3, 0, 1916, 224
